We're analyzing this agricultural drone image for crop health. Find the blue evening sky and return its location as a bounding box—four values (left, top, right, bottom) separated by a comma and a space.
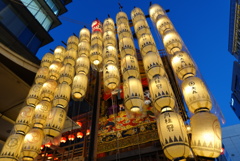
36, 0, 239, 127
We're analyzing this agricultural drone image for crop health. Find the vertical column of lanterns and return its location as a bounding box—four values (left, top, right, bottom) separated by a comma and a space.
149, 3, 222, 159
116, 11, 144, 114
102, 17, 120, 90
131, 7, 190, 160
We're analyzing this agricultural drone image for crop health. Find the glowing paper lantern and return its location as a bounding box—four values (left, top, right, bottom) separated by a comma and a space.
22, 128, 44, 161
79, 28, 90, 42
123, 78, 144, 113
181, 76, 212, 113
116, 11, 129, 26
86, 129, 90, 136
60, 137, 67, 143
119, 37, 136, 58
103, 64, 120, 90
191, 111, 222, 158
41, 79, 58, 102
90, 44, 103, 65
171, 51, 196, 80
103, 18, 115, 32
35, 67, 49, 84
103, 30, 116, 47
44, 106, 67, 138
131, 7, 145, 24
67, 35, 79, 51
64, 49, 77, 66
77, 132, 83, 138
45, 142, 52, 148
138, 33, 158, 56
149, 4, 166, 23
75, 56, 90, 75
78, 41, 90, 57
121, 55, 140, 81
103, 46, 118, 65
59, 64, 75, 85
163, 30, 183, 55
0, 133, 25, 161
53, 46, 66, 62
26, 84, 42, 106
49, 61, 63, 80
72, 74, 88, 100
76, 121, 82, 127
134, 19, 151, 38
157, 110, 190, 160
117, 23, 132, 40
91, 31, 103, 46
40, 53, 54, 68
91, 20, 103, 33
53, 83, 71, 108
68, 134, 75, 141
14, 105, 35, 134
148, 75, 175, 112
156, 15, 174, 35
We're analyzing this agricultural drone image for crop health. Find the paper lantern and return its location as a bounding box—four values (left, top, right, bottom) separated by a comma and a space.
91, 31, 103, 46
75, 56, 90, 75
59, 64, 75, 85
119, 37, 136, 58
78, 41, 90, 57
116, 11, 129, 26
49, 61, 63, 80
86, 129, 90, 136
44, 106, 67, 138
26, 84, 42, 106
76, 121, 82, 127
181, 76, 212, 113
91, 19, 103, 33
41, 79, 58, 102
22, 127, 44, 161
103, 46, 118, 65
103, 30, 116, 47
138, 33, 158, 56
90, 44, 103, 65
123, 78, 144, 113
148, 75, 175, 112
191, 111, 222, 158
131, 7, 145, 24
45, 142, 52, 148
103, 64, 120, 90
35, 67, 49, 84
0, 133, 25, 161
149, 4, 166, 23
117, 23, 132, 40
67, 35, 79, 51
157, 110, 190, 160
171, 51, 196, 80
40, 53, 54, 68
14, 105, 35, 134
156, 15, 174, 35
134, 19, 150, 38
163, 30, 182, 55
79, 28, 90, 42
60, 137, 67, 143
143, 52, 166, 79
103, 18, 115, 32
33, 100, 52, 128
72, 74, 88, 100
64, 49, 77, 66
121, 55, 140, 81
53, 83, 71, 108
53, 46, 66, 62
77, 132, 83, 138
68, 134, 75, 141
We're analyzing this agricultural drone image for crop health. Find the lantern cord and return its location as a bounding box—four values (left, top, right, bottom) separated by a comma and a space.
118, 3, 123, 11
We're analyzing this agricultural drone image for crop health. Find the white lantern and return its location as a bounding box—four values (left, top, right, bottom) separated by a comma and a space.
91, 31, 103, 46
103, 18, 115, 32
103, 64, 120, 90
72, 74, 88, 100
79, 28, 90, 42
41, 79, 58, 102
138, 33, 158, 56
40, 53, 54, 68
59, 64, 75, 85
123, 78, 144, 113
149, 75, 175, 112
49, 61, 63, 80
90, 44, 103, 65
156, 15, 174, 35
163, 30, 183, 55
121, 55, 140, 81
131, 7, 145, 24
103, 46, 119, 65
53, 83, 71, 108
157, 111, 190, 160
134, 19, 151, 38
64, 49, 77, 66
171, 51, 196, 80
181, 76, 212, 114
117, 23, 132, 40
75, 56, 90, 75
103, 30, 116, 47
35, 67, 49, 84
78, 41, 90, 57
119, 37, 136, 58
149, 4, 166, 23
53, 46, 66, 62
116, 11, 129, 26
26, 84, 42, 106
191, 111, 222, 158
67, 35, 79, 51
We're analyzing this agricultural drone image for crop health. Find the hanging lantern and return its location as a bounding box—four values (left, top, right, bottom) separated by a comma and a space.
45, 142, 52, 148
35, 67, 49, 85
68, 134, 75, 141
138, 33, 158, 56
190, 111, 222, 158
121, 55, 140, 81
148, 75, 175, 112
91, 19, 103, 33
103, 30, 116, 47
26, 84, 42, 106
116, 11, 129, 26
53, 46, 66, 62
134, 19, 150, 38
157, 110, 190, 160
86, 129, 90, 136
103, 18, 115, 32
60, 137, 67, 143
64, 49, 77, 66
149, 4, 166, 23
40, 53, 54, 68
53, 83, 71, 108
143, 52, 166, 79
76, 121, 82, 127
0, 132, 25, 161
22, 127, 44, 161
181, 76, 212, 114
103, 64, 120, 90
77, 132, 83, 138
40, 145, 45, 150
163, 30, 183, 55
90, 44, 103, 65
33, 100, 52, 128
156, 15, 174, 35
14, 105, 35, 134
123, 78, 144, 113
72, 73, 88, 100
49, 61, 63, 80
44, 106, 67, 138
79, 28, 90, 43
78, 41, 90, 57
103, 46, 118, 65
59, 64, 75, 85
75, 56, 90, 75
67, 35, 79, 51
119, 37, 136, 58
117, 23, 132, 40
171, 51, 196, 80
131, 7, 145, 24
91, 31, 103, 46
41, 79, 58, 102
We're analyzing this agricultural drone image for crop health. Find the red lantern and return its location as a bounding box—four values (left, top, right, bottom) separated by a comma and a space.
40, 145, 45, 150
77, 132, 83, 138
76, 121, 82, 127
47, 154, 53, 159
45, 142, 52, 148
68, 134, 75, 141
60, 137, 67, 143
86, 129, 90, 136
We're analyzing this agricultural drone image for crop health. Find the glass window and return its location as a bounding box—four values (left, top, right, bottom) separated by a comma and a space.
45, 0, 59, 15
42, 16, 52, 31
35, 9, 46, 24
27, 0, 39, 16
20, 0, 32, 6
18, 27, 34, 46
28, 35, 42, 54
